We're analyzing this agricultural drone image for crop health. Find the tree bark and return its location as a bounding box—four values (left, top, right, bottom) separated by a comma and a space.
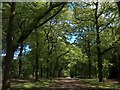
44, 31, 53, 79
35, 30, 39, 81
2, 2, 16, 90
32, 65, 35, 77
46, 38, 50, 79
35, 51, 39, 81
115, 54, 120, 80
87, 40, 92, 79
95, 2, 103, 82
53, 50, 70, 78
40, 66, 43, 78
116, 1, 120, 15
17, 3, 66, 44
18, 43, 23, 78
2, 3, 66, 88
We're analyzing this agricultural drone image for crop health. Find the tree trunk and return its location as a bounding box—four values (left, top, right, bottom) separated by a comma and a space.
2, 50, 14, 90
96, 23, 103, 82
18, 43, 23, 78
46, 32, 50, 79
35, 30, 39, 81
53, 60, 58, 78
46, 59, 49, 79
32, 65, 35, 77
40, 66, 43, 78
95, 2, 103, 82
35, 52, 39, 81
116, 1, 120, 15
2, 2, 16, 90
97, 46, 103, 82
115, 54, 120, 80
87, 40, 92, 79
58, 68, 63, 77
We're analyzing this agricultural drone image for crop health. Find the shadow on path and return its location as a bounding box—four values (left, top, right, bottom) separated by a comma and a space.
11, 77, 119, 90
44, 77, 113, 90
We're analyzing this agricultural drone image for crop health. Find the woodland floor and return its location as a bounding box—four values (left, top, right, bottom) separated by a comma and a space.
45, 77, 102, 90
11, 77, 120, 90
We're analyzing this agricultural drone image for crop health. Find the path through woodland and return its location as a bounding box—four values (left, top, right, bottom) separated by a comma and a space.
47, 77, 94, 90
44, 77, 114, 90
11, 77, 120, 90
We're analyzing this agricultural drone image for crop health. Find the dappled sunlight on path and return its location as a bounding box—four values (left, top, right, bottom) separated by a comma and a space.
47, 77, 98, 90
11, 78, 120, 90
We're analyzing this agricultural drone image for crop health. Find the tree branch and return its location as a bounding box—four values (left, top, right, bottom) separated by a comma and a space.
57, 49, 70, 60
101, 46, 115, 55
101, 36, 120, 55
38, 3, 66, 28
97, 5, 105, 19
17, 3, 66, 44
37, 2, 66, 21
99, 13, 116, 32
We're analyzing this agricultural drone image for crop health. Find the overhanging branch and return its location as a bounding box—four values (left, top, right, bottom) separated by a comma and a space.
101, 46, 115, 55
57, 49, 70, 60
17, 3, 66, 44
101, 36, 120, 55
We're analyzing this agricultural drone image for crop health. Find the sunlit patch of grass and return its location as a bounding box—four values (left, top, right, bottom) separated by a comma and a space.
11, 80, 55, 89
80, 78, 120, 89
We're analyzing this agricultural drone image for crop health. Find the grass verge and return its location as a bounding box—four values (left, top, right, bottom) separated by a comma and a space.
11, 79, 55, 90
80, 78, 120, 90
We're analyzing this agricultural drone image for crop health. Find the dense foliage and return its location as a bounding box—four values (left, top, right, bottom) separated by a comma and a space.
2, 2, 120, 90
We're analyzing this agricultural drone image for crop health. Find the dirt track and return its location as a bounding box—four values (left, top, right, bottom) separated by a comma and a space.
11, 77, 119, 90
46, 77, 105, 90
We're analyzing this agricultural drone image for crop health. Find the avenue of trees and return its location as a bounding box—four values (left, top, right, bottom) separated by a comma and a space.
2, 2, 120, 90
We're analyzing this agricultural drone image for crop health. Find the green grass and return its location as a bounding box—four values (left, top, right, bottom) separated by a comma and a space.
11, 79, 55, 89
80, 78, 120, 90
11, 78, 120, 90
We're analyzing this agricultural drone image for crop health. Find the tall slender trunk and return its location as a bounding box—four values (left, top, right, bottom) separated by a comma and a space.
35, 30, 39, 81
2, 3, 16, 90
112, 26, 119, 80
40, 66, 43, 78
53, 61, 58, 78
87, 40, 92, 79
46, 33, 50, 79
18, 43, 23, 78
46, 59, 49, 79
95, 2, 103, 82
32, 65, 35, 77
58, 68, 63, 77
115, 54, 119, 80
35, 51, 39, 81
97, 45, 103, 82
